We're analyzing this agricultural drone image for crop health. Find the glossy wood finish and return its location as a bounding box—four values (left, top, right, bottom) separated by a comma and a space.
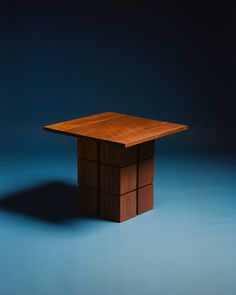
139, 140, 155, 161
45, 112, 187, 222
100, 164, 137, 195
77, 137, 155, 221
77, 137, 98, 161
100, 191, 137, 222
44, 112, 187, 147
100, 142, 137, 167
137, 184, 154, 215
77, 138, 99, 217
138, 158, 154, 188
78, 159, 98, 189
136, 144, 154, 215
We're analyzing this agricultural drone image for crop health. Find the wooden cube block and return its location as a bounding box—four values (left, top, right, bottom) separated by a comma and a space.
78, 159, 98, 189
139, 140, 155, 161
77, 137, 98, 161
100, 191, 136, 222
137, 184, 153, 215
138, 158, 154, 188
100, 142, 137, 167
100, 164, 137, 195
78, 186, 98, 216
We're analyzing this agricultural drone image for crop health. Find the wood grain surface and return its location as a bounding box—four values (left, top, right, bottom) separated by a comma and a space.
78, 159, 98, 189
137, 184, 154, 215
100, 163, 137, 195
100, 142, 137, 167
77, 137, 98, 161
44, 112, 187, 147
77, 138, 156, 221
138, 140, 155, 160
100, 191, 137, 222
138, 158, 154, 188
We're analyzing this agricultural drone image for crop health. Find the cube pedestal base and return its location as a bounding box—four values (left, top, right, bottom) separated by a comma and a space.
77, 138, 155, 222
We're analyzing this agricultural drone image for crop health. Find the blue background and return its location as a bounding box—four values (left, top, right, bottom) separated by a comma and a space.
0, 2, 235, 295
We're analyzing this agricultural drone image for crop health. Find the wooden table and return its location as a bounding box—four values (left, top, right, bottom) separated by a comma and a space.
43, 112, 187, 222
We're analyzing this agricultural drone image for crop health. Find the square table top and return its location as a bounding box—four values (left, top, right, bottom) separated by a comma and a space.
43, 112, 187, 147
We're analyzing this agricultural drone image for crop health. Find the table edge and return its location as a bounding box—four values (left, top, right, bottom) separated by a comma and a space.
43, 124, 188, 147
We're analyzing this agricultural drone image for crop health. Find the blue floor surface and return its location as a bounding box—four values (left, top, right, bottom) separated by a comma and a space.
0, 153, 235, 295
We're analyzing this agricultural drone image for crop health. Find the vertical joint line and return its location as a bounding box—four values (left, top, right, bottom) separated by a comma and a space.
97, 141, 100, 217
77, 137, 80, 185
136, 145, 140, 215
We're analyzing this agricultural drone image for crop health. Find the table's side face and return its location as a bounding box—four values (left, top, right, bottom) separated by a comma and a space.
43, 112, 187, 147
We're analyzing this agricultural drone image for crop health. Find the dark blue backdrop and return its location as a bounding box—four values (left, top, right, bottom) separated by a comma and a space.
0, 1, 234, 155
0, 2, 235, 295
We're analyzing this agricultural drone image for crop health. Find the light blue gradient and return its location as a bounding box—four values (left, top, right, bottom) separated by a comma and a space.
0, 152, 236, 295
